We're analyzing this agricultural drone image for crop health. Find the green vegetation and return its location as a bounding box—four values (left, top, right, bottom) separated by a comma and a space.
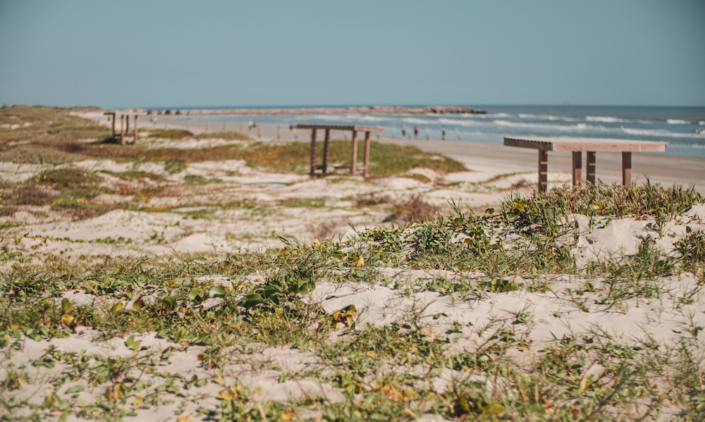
139, 129, 194, 140
1, 184, 702, 420
195, 131, 252, 141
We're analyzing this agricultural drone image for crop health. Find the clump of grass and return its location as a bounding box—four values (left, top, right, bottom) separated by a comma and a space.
3, 185, 55, 206
676, 228, 705, 266
278, 197, 327, 208
354, 192, 391, 207
195, 131, 252, 141
33, 168, 102, 190
389, 194, 440, 223
140, 129, 194, 140
164, 158, 187, 174
0, 145, 80, 164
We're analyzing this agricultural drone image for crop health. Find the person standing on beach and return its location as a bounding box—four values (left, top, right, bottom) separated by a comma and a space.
441, 126, 446, 140
401, 125, 406, 137
414, 126, 419, 137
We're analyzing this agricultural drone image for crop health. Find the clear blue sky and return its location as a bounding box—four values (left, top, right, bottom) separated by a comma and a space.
1, 0, 704, 108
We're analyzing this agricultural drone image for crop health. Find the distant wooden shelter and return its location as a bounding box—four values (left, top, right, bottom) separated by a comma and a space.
104, 112, 139, 144
504, 136, 667, 192
295, 124, 385, 177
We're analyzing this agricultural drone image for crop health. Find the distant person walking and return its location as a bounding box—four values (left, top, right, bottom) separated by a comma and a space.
401, 125, 407, 137
441, 126, 446, 140
289, 124, 294, 132
414, 126, 419, 138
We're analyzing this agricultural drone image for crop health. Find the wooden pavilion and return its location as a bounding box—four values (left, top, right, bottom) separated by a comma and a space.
295, 124, 385, 177
104, 112, 139, 144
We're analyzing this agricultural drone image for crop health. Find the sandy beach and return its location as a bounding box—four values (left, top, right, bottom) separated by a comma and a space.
1, 107, 704, 421
150, 115, 705, 192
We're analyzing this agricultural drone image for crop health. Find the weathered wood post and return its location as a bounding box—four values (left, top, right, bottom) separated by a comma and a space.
586, 151, 596, 185
572, 151, 582, 186
322, 129, 330, 175
110, 113, 115, 137
125, 115, 130, 139
120, 115, 125, 144
277, 126, 280, 140
134, 116, 138, 144
350, 130, 358, 176
363, 131, 371, 177
622, 152, 631, 186
309, 129, 317, 177
538, 150, 548, 193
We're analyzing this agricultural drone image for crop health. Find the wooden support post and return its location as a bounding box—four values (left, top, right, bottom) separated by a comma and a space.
586, 151, 596, 185
622, 151, 632, 186
125, 115, 130, 137
350, 130, 358, 175
571, 151, 582, 187
322, 129, 330, 175
134, 116, 138, 144
120, 115, 125, 144
277, 125, 280, 140
363, 132, 371, 178
538, 150, 548, 193
110, 113, 115, 137
309, 129, 317, 177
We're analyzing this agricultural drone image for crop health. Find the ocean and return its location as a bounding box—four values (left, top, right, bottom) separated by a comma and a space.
176, 106, 705, 158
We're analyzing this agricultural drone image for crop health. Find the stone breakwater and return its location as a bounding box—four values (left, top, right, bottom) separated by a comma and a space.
150, 105, 486, 116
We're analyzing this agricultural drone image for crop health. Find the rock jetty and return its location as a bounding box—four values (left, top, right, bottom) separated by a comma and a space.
150, 105, 486, 116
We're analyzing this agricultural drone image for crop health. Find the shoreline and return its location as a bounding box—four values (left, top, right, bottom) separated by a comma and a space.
145, 115, 705, 193
147, 105, 487, 116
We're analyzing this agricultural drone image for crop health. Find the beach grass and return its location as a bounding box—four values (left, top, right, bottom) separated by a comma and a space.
1, 186, 703, 420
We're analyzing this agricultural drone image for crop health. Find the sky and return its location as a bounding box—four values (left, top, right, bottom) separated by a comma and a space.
1, 0, 704, 108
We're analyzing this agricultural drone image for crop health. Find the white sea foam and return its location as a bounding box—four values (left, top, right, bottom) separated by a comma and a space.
586, 116, 627, 123
437, 118, 486, 128
621, 127, 705, 138
700, 121, 705, 125
667, 119, 690, 125
493, 120, 599, 132
518, 113, 579, 122
667, 143, 705, 149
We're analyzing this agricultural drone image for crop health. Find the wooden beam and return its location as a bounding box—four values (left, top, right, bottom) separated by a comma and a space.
125, 115, 130, 139
538, 150, 548, 193
350, 130, 358, 176
571, 151, 582, 187
363, 131, 371, 178
322, 129, 330, 175
120, 115, 125, 145
586, 151, 596, 185
295, 124, 384, 133
622, 151, 632, 186
309, 129, 317, 177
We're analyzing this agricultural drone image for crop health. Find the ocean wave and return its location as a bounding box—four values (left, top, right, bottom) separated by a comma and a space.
667, 143, 705, 149
437, 118, 486, 127
700, 121, 705, 125
667, 119, 690, 125
493, 120, 601, 132
586, 116, 628, 123
401, 117, 434, 125
518, 113, 579, 122
621, 127, 705, 139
